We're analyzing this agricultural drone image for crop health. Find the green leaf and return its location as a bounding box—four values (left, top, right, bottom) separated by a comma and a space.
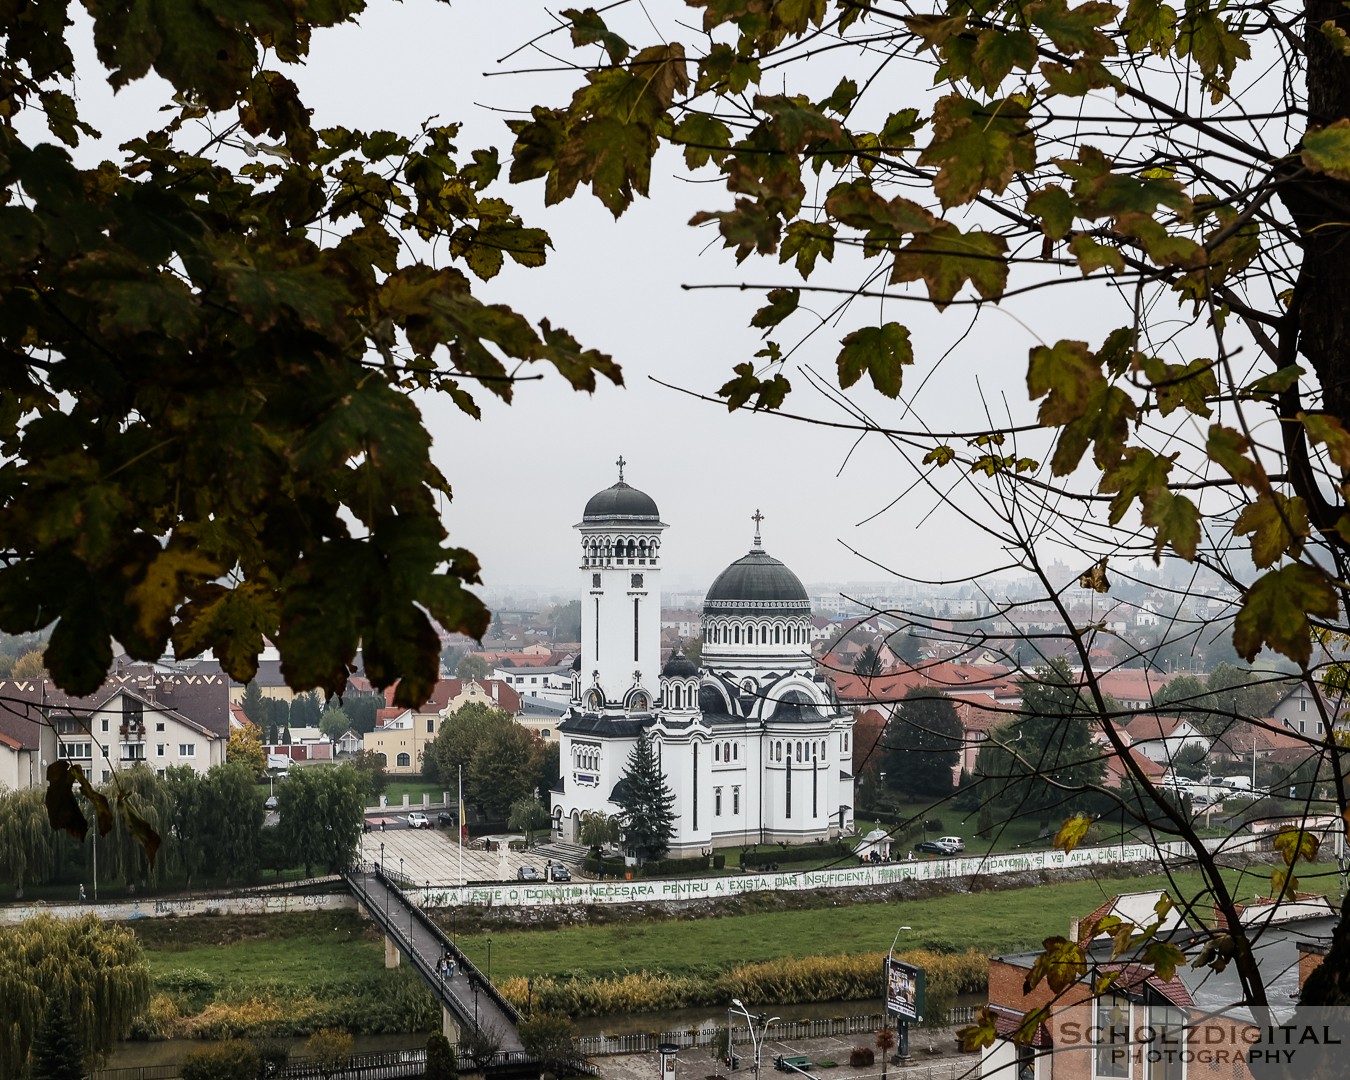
1234, 493, 1309, 569
918, 95, 1037, 208
673, 112, 733, 169
1142, 356, 1216, 417
1052, 813, 1094, 852
1320, 20, 1350, 57
718, 362, 792, 411
970, 28, 1038, 92
1206, 424, 1265, 487
1303, 120, 1350, 182
1141, 488, 1200, 561
923, 445, 957, 466
1176, 4, 1251, 101
750, 288, 800, 331
836, 323, 913, 397
957, 1009, 999, 1052
1027, 186, 1077, 240
1122, 0, 1178, 54
879, 109, 925, 151
563, 7, 631, 63
890, 223, 1008, 309
1301, 411, 1350, 470
1024, 937, 1086, 994
1101, 448, 1176, 524
1027, 339, 1100, 424
1273, 826, 1321, 866
1233, 563, 1342, 665
1027, 0, 1120, 58
779, 220, 836, 277
1068, 234, 1125, 273
1141, 941, 1186, 981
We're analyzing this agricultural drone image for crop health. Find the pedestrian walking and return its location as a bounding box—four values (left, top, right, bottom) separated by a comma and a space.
78, 883, 86, 903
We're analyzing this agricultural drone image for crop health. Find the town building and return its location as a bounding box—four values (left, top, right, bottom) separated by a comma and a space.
551, 467, 855, 856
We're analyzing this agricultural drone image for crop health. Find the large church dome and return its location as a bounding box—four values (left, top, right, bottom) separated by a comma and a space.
582, 481, 661, 522
704, 548, 811, 615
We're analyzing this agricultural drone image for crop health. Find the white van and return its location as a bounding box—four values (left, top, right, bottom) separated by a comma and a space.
936, 836, 965, 852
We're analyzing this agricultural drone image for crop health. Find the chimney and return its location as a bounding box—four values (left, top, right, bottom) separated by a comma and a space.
491, 682, 499, 702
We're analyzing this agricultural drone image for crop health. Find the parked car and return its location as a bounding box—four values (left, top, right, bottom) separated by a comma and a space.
517, 865, 543, 882
406, 812, 430, 829
549, 864, 572, 882
436, 811, 457, 828
264, 795, 278, 811
935, 835, 965, 851
915, 839, 958, 856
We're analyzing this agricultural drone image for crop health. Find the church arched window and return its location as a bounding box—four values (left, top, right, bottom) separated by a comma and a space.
733, 743, 739, 761
774, 626, 781, 645
748, 626, 755, 644
734, 626, 741, 644
714, 744, 721, 762
672, 686, 682, 709
627, 539, 637, 558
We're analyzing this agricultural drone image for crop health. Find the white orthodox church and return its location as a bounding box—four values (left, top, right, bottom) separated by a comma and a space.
550, 465, 856, 857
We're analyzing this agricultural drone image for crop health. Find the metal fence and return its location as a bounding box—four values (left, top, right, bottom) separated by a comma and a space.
576, 1008, 980, 1058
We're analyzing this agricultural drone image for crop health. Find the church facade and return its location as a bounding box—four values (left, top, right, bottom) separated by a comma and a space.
550, 466, 855, 857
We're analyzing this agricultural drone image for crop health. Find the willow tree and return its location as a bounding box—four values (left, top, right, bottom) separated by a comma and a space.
513, 0, 1350, 1016
0, 787, 58, 898
0, 914, 149, 1078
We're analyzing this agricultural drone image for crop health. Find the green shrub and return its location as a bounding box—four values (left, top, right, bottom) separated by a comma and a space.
304, 1029, 352, 1080
739, 842, 852, 869
426, 1033, 457, 1080
181, 1041, 261, 1080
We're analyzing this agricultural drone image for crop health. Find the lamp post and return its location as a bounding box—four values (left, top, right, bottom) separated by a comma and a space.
487, 937, 493, 982
729, 998, 779, 1080
469, 975, 480, 1033
380, 842, 387, 919
887, 926, 915, 1065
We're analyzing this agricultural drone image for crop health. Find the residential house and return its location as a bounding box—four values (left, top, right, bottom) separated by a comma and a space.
1120, 713, 1209, 766
360, 678, 523, 776
981, 890, 1337, 1080
1092, 670, 1177, 712
1270, 682, 1343, 737
0, 671, 230, 787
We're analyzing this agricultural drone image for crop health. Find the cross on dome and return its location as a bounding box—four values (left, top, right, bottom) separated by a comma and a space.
752, 508, 765, 549
616, 454, 627, 482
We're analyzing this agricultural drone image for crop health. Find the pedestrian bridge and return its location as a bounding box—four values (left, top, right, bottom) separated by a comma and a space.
343, 864, 525, 1056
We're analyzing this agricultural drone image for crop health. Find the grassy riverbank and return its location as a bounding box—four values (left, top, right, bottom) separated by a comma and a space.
127, 859, 1338, 1034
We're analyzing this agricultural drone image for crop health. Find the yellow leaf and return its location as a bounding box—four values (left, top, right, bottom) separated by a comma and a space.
1053, 813, 1094, 853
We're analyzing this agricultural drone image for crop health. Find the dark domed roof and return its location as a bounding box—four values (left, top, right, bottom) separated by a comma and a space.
704, 549, 811, 615
582, 481, 660, 522
662, 652, 698, 679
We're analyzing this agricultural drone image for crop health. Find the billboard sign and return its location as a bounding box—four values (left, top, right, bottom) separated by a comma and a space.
884, 956, 925, 1022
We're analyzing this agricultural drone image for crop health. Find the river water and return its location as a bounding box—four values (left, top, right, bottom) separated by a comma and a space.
105, 995, 985, 1069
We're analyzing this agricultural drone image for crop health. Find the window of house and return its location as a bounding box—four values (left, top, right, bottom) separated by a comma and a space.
101, 719, 109, 733
155, 722, 165, 732
102, 770, 111, 782
715, 787, 723, 815
733, 743, 738, 761
733, 786, 741, 814
123, 744, 145, 761
1300, 719, 1306, 733
1301, 698, 1308, 712
592, 573, 602, 588
427, 718, 435, 733
178, 744, 195, 757
157, 744, 165, 756
58, 743, 92, 759
123, 697, 143, 723
397, 752, 411, 767
1146, 998, 1184, 1080
1094, 995, 1130, 1078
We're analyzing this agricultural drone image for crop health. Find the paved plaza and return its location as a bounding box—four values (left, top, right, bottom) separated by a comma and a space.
359, 824, 545, 886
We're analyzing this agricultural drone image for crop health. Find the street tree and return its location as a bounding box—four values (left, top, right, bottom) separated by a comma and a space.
239, 683, 266, 727
883, 689, 963, 798
467, 724, 540, 819
853, 645, 884, 677
455, 655, 491, 682
577, 810, 621, 853
161, 767, 209, 888
226, 723, 267, 777
318, 706, 352, 745
278, 765, 365, 877
29, 997, 85, 1080
0, 913, 149, 1078
515, 0, 1350, 1013
424, 701, 516, 794
507, 793, 550, 842
203, 762, 265, 884
614, 732, 677, 863
0, 786, 58, 898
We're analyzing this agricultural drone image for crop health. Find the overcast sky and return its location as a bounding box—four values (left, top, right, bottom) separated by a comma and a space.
64, 3, 1191, 604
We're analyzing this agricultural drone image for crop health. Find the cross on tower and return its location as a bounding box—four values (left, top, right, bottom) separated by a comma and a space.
752, 508, 764, 548
616, 454, 626, 482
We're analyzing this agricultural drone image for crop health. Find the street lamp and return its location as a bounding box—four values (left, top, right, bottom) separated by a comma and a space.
487, 937, 493, 982
469, 975, 480, 1033
729, 998, 779, 1080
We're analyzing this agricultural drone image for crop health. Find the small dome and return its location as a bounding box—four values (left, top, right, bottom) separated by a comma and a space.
583, 481, 660, 522
704, 549, 810, 615
662, 652, 698, 679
